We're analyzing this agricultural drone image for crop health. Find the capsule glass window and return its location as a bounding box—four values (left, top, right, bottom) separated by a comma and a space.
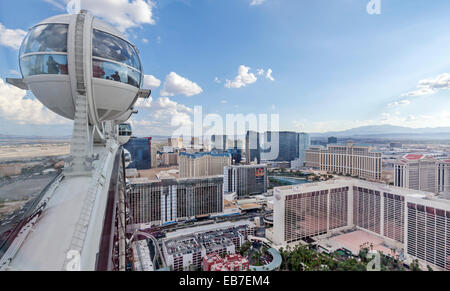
93, 59, 141, 88
20, 54, 68, 77
20, 24, 68, 55
92, 30, 141, 71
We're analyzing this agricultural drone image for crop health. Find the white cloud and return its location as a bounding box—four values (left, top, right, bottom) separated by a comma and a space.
0, 79, 69, 125
256, 69, 265, 76
388, 100, 411, 107
160, 72, 203, 97
214, 77, 222, 84
225, 65, 258, 89
0, 23, 27, 50
401, 73, 450, 98
142, 38, 149, 43
9, 70, 21, 76
45, 0, 156, 32
220, 100, 227, 104
143, 75, 161, 90
250, 0, 265, 6
401, 87, 435, 98
418, 73, 450, 90
43, 0, 66, 10
266, 68, 275, 81
134, 97, 153, 108
131, 97, 194, 135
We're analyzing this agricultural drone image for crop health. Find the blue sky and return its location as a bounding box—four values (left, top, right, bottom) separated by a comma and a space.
1, 0, 450, 137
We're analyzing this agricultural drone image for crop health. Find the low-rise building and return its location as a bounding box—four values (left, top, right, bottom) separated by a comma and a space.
162, 223, 255, 271
203, 253, 250, 271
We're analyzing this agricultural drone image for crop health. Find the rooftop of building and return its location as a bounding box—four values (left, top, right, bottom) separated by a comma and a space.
132, 240, 154, 271
164, 236, 202, 256
273, 178, 450, 208
196, 231, 236, 252
163, 223, 254, 257
165, 220, 256, 240
130, 175, 224, 186
226, 164, 267, 169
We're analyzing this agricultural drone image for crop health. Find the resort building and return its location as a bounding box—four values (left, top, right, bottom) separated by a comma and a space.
223, 164, 268, 198
179, 152, 231, 178
395, 155, 450, 194
272, 179, 450, 270
127, 176, 223, 226
304, 141, 382, 181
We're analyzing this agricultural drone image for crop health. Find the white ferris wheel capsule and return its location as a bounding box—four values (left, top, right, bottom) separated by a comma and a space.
7, 10, 150, 175
8, 10, 149, 123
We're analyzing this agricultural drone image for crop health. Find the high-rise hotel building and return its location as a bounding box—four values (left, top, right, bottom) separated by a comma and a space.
305, 141, 382, 181
272, 179, 450, 270
437, 159, 450, 194
395, 154, 437, 193
223, 164, 268, 198
179, 152, 231, 178
395, 154, 450, 195
127, 176, 223, 226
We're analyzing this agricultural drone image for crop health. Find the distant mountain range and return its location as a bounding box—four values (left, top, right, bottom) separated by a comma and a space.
0, 134, 71, 140
310, 125, 450, 140
2, 125, 450, 142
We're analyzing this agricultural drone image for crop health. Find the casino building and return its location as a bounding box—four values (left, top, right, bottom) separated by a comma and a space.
128, 176, 223, 225
272, 179, 450, 270
223, 164, 268, 198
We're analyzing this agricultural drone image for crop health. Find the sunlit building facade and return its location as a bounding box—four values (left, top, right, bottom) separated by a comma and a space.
273, 179, 450, 270
437, 160, 450, 194
304, 141, 382, 180
223, 164, 268, 198
128, 176, 223, 225
179, 152, 231, 178
395, 154, 438, 193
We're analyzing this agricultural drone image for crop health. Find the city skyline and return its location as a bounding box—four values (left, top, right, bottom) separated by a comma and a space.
1, 0, 450, 137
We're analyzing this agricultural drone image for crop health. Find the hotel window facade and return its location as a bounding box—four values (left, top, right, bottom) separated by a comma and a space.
305, 142, 382, 181
127, 177, 223, 225
273, 180, 450, 270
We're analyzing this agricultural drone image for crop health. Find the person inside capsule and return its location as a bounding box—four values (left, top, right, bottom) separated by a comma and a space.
20, 23, 142, 89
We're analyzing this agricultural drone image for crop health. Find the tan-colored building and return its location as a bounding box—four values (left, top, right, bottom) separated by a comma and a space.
128, 176, 224, 225
305, 142, 382, 180
272, 179, 450, 270
395, 155, 450, 194
151, 145, 158, 168
0, 163, 24, 177
168, 137, 183, 149
394, 154, 437, 193
179, 152, 231, 178
437, 159, 450, 194
161, 152, 179, 167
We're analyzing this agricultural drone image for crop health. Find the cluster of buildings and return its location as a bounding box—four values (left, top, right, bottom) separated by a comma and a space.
271, 179, 450, 270
162, 222, 255, 271
245, 131, 311, 165
394, 154, 450, 195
